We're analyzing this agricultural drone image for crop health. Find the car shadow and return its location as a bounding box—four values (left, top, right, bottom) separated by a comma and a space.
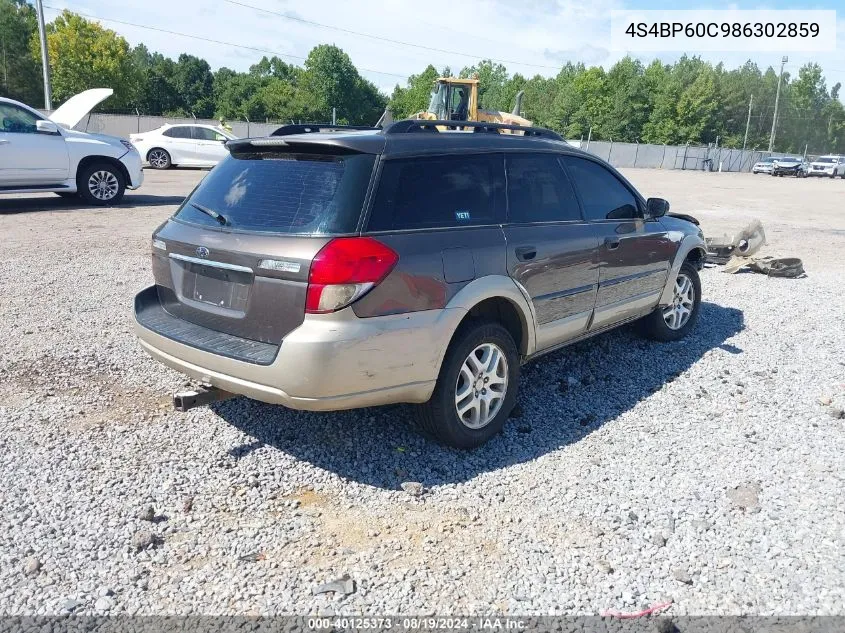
0, 193, 185, 214
213, 301, 744, 489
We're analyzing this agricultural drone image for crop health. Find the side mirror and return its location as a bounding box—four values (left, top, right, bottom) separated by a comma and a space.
36, 120, 60, 135
645, 197, 669, 219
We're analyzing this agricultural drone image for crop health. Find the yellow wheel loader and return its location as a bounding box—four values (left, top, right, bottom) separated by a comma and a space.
411, 76, 530, 131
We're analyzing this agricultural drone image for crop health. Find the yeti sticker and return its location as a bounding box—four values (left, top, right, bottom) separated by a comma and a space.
455, 210, 471, 222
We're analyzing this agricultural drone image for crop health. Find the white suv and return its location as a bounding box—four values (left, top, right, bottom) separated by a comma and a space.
808, 155, 845, 178
0, 89, 143, 205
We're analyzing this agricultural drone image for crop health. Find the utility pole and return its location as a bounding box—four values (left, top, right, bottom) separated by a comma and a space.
35, 0, 52, 110
742, 94, 753, 151
768, 56, 788, 152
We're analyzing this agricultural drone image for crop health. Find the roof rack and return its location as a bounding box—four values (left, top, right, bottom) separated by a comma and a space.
271, 124, 378, 136
384, 119, 562, 140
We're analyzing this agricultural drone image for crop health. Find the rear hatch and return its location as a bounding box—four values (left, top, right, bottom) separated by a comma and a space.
148, 145, 377, 358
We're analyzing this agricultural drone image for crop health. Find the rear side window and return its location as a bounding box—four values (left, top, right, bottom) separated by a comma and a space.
562, 156, 640, 221
506, 154, 582, 223
174, 152, 375, 234
164, 126, 191, 138
367, 154, 504, 231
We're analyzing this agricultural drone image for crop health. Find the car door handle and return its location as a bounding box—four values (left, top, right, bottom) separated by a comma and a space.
604, 238, 621, 250
0, 139, 10, 145
515, 246, 537, 261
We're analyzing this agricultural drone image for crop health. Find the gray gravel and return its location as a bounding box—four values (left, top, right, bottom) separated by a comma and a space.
1, 169, 844, 616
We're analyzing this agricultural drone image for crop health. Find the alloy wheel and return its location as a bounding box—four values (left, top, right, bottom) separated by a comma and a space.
662, 272, 695, 330
454, 343, 509, 429
87, 170, 119, 201
149, 150, 169, 169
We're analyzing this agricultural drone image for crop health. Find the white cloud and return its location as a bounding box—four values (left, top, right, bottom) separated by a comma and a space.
42, 0, 845, 98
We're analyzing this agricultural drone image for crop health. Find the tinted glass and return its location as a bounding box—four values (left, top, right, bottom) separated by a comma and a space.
562, 156, 639, 221
816, 157, 835, 163
368, 154, 503, 231
0, 104, 39, 134
193, 127, 226, 141
174, 152, 375, 234
164, 126, 191, 139
506, 154, 582, 223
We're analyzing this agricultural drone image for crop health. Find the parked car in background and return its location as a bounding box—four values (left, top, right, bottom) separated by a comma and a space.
752, 157, 782, 174
0, 89, 143, 205
808, 155, 845, 178
130, 124, 237, 170
134, 120, 706, 449
771, 157, 810, 177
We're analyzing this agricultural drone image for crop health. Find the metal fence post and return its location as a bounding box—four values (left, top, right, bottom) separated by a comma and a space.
661, 143, 667, 169
607, 138, 613, 163
633, 140, 639, 168
682, 142, 689, 170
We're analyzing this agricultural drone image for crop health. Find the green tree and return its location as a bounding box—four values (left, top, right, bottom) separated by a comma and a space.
460, 59, 509, 110
388, 64, 438, 118
172, 54, 214, 117
132, 45, 181, 115
33, 10, 139, 110
300, 44, 384, 124
603, 57, 648, 142
0, 0, 42, 104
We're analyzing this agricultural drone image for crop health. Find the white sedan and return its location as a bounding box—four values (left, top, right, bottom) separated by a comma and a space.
130, 124, 236, 170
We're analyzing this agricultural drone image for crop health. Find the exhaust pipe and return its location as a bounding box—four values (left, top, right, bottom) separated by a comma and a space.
511, 90, 525, 116
173, 385, 233, 412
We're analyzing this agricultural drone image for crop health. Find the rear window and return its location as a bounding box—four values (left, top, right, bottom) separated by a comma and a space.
816, 157, 836, 163
174, 152, 375, 234
367, 154, 504, 231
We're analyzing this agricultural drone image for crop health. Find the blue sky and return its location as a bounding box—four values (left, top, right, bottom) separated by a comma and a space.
41, 0, 845, 98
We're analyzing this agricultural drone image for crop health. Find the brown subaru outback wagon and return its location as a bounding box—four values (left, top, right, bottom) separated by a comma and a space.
135, 120, 706, 448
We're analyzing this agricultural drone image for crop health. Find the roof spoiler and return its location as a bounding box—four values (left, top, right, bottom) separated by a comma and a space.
384, 119, 562, 140
271, 124, 379, 136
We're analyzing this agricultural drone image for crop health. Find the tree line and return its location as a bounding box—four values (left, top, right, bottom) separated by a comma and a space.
2, 0, 843, 153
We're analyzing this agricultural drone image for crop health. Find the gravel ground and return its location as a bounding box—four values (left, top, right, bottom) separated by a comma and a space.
1, 169, 843, 616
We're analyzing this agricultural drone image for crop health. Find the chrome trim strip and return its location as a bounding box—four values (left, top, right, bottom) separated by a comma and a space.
169, 253, 253, 273
535, 283, 596, 302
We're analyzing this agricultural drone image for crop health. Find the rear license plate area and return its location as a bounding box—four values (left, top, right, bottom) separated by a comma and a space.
182, 263, 251, 311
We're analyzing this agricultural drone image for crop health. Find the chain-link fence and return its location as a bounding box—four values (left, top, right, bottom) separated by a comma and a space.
570, 140, 804, 172
48, 111, 811, 173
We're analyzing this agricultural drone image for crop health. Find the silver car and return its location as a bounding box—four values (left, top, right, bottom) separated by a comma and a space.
752, 157, 782, 174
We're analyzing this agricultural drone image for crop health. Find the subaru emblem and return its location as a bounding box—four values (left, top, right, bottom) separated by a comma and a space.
196, 246, 210, 258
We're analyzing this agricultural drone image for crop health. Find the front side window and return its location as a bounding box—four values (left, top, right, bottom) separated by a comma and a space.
193, 127, 227, 141
0, 104, 40, 134
368, 154, 504, 231
506, 154, 582, 223
561, 156, 640, 221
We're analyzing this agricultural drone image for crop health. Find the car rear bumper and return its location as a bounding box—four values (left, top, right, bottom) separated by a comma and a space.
134, 285, 465, 411
121, 151, 144, 189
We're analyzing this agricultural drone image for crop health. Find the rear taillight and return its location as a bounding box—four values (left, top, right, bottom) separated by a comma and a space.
305, 237, 399, 314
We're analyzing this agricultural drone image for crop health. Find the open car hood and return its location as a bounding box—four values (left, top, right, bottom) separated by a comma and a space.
49, 88, 113, 129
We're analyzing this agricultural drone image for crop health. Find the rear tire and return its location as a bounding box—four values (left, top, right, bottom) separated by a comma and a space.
147, 148, 172, 170
415, 321, 520, 449
638, 262, 701, 342
77, 162, 126, 206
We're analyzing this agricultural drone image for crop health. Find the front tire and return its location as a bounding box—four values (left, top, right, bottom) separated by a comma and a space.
415, 321, 520, 449
77, 162, 125, 206
638, 262, 701, 342
147, 148, 172, 170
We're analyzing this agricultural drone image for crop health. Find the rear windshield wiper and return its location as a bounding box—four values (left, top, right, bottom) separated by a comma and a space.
190, 201, 227, 226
